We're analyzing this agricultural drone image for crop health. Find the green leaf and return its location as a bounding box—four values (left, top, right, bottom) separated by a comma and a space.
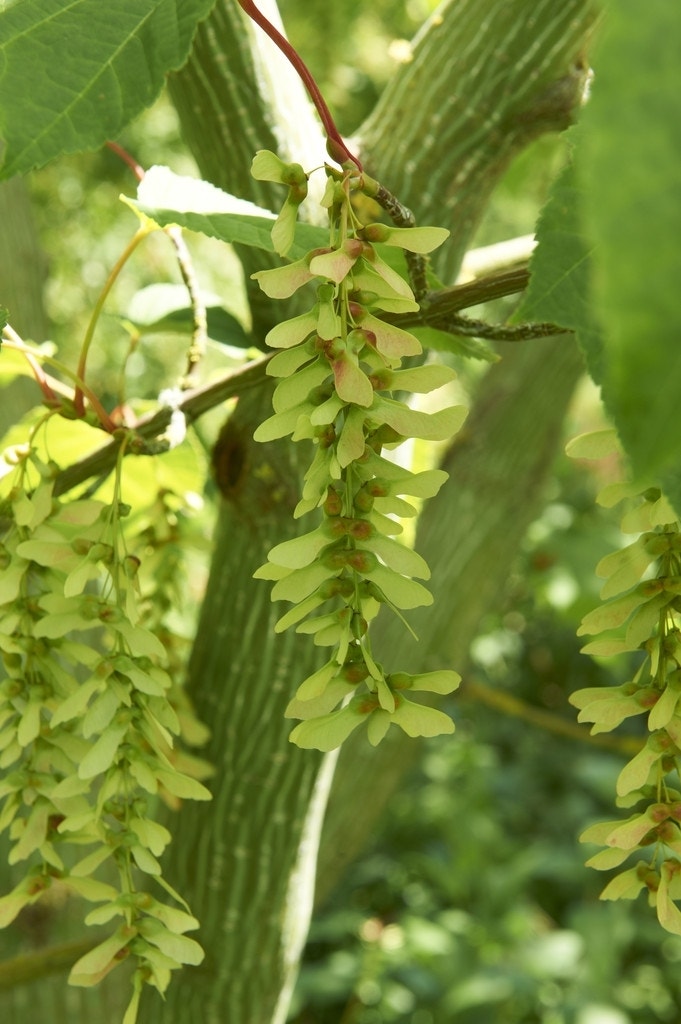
566, 429, 621, 461
514, 152, 602, 381
577, 1, 681, 485
124, 284, 249, 347
0, 1, 215, 178
271, 562, 339, 604
131, 167, 328, 260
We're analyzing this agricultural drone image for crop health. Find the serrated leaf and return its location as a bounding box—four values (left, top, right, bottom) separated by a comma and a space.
0, 1, 215, 178
125, 283, 249, 347
514, 152, 602, 381
132, 167, 328, 260
577, 2, 681, 485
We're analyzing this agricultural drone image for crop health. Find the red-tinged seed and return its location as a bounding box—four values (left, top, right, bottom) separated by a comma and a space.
324, 489, 343, 517
349, 520, 372, 540
353, 488, 374, 513
344, 238, 364, 258
347, 550, 378, 573
343, 663, 369, 684
656, 821, 677, 842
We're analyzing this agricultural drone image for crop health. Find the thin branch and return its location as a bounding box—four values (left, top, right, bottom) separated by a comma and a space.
461, 678, 642, 756
167, 225, 208, 387
0, 936, 97, 990
391, 266, 570, 342
106, 141, 208, 388
434, 312, 568, 342
235, 0, 362, 171
53, 354, 271, 497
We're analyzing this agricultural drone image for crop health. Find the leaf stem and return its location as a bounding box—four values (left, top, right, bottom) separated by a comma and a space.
2, 329, 116, 432
235, 0, 362, 171
74, 227, 150, 416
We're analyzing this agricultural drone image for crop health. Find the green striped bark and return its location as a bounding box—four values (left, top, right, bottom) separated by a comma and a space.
361, 0, 598, 277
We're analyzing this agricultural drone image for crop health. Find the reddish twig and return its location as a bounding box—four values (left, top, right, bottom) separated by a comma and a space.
106, 140, 145, 183
235, 0, 362, 171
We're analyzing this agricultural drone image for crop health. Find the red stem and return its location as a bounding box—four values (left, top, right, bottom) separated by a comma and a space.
236, 0, 362, 171
106, 140, 145, 183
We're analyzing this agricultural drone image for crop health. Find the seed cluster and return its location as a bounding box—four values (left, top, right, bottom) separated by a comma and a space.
251, 153, 463, 751
0, 449, 209, 1015
569, 431, 681, 935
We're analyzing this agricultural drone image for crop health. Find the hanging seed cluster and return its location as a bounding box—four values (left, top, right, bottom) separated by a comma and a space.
568, 431, 681, 936
250, 152, 463, 751
0, 448, 209, 1017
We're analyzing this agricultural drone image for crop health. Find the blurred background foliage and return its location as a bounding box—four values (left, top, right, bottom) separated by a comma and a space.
3, 0, 674, 1020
